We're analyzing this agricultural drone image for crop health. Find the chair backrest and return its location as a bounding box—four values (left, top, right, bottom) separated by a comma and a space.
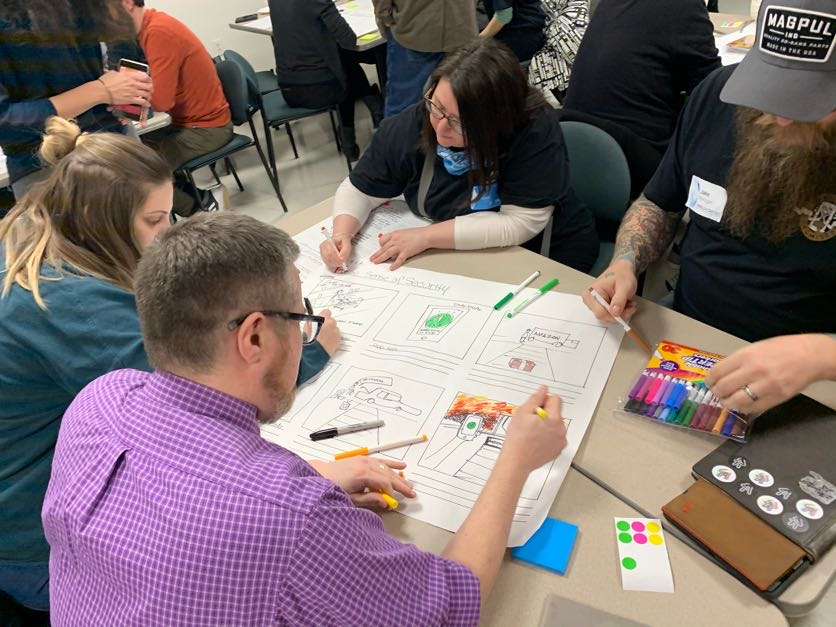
559, 121, 631, 226
215, 60, 249, 126
223, 49, 261, 104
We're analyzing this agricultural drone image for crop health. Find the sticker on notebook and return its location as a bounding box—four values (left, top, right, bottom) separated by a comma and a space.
712, 465, 736, 483
798, 471, 836, 505
783, 513, 810, 533
775, 487, 793, 501
738, 482, 754, 496
757, 495, 784, 515
729, 455, 748, 470
749, 469, 774, 488
614, 518, 674, 593
796, 499, 824, 520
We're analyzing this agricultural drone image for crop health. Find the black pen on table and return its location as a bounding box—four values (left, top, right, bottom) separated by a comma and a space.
309, 420, 385, 441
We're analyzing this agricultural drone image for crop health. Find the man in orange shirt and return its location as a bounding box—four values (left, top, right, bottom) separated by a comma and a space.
122, 0, 233, 216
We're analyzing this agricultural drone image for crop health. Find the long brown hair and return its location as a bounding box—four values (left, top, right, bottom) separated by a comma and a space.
421, 38, 549, 199
0, 117, 171, 309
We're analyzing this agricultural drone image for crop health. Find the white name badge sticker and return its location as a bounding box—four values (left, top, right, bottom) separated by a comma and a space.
686, 175, 727, 222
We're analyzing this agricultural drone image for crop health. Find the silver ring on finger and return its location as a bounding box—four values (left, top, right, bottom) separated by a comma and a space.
742, 384, 759, 402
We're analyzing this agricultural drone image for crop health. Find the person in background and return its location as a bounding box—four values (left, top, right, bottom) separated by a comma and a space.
479, 0, 547, 63
270, 0, 384, 162
584, 0, 836, 416
373, 0, 478, 117
561, 0, 720, 156
121, 0, 233, 217
0, 119, 338, 615
43, 211, 569, 625
527, 0, 590, 103
321, 38, 598, 273
0, 0, 153, 198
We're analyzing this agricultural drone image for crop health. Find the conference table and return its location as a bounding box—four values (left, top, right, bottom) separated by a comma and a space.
273, 198, 827, 625
0, 112, 171, 190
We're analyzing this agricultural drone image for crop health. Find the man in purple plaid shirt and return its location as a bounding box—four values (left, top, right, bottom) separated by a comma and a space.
43, 213, 568, 625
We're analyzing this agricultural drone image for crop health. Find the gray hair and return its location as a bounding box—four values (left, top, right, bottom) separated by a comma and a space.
135, 212, 300, 372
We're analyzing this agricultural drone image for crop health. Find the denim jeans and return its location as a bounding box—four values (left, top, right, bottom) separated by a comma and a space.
0, 559, 49, 611
384, 32, 444, 118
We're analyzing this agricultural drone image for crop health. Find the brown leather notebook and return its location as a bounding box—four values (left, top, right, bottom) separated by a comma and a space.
663, 479, 808, 593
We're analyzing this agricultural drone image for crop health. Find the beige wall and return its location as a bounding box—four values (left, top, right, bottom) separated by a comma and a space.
146, 1, 276, 71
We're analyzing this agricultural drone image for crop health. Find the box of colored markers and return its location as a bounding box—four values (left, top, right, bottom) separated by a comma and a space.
617, 341, 752, 442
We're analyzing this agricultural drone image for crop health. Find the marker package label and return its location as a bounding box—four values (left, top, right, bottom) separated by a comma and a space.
616, 340, 752, 442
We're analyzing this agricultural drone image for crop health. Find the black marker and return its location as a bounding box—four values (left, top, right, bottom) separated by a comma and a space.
309, 420, 384, 441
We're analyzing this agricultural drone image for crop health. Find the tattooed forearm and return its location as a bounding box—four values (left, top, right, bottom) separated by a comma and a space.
612, 194, 683, 273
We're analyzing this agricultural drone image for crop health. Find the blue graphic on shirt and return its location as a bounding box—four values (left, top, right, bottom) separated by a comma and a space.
436, 145, 501, 211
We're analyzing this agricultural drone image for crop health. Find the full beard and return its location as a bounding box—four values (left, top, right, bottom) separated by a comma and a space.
722, 108, 836, 244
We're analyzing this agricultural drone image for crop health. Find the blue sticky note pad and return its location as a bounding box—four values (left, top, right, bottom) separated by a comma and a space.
512, 518, 578, 575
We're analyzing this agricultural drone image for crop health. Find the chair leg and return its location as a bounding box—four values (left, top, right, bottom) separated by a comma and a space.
284, 124, 299, 159
184, 169, 206, 210
328, 110, 341, 153
250, 118, 288, 213
259, 115, 279, 181
209, 163, 222, 187
333, 108, 352, 174
227, 159, 244, 192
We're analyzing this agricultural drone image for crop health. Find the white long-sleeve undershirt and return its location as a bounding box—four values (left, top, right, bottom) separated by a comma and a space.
332, 177, 553, 249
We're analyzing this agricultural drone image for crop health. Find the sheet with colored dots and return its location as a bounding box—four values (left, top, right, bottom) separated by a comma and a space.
614, 517, 674, 593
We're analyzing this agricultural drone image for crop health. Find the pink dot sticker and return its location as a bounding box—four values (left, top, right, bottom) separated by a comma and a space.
634, 533, 648, 544
631, 521, 645, 532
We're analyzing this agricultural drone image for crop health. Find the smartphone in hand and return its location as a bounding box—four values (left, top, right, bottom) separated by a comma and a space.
114, 58, 150, 125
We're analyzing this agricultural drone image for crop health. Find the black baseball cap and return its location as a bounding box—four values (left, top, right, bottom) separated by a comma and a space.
720, 0, 836, 122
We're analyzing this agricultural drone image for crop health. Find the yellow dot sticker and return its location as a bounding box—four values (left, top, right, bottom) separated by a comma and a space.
649, 534, 663, 545
646, 522, 660, 533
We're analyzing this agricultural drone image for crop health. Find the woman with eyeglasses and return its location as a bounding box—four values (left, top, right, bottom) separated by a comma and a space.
0, 117, 339, 614
320, 37, 598, 272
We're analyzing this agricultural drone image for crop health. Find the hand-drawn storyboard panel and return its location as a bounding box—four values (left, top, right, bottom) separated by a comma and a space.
270, 210, 623, 545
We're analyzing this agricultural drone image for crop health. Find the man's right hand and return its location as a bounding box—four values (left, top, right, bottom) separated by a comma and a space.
582, 259, 639, 322
501, 386, 567, 473
319, 233, 352, 272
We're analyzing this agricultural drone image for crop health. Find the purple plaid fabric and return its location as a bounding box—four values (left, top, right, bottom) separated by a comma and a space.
43, 370, 480, 626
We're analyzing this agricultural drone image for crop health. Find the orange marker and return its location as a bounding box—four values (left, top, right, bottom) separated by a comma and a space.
334, 434, 428, 460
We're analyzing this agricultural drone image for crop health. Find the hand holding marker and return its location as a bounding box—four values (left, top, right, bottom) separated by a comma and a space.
588, 288, 653, 356
321, 226, 348, 272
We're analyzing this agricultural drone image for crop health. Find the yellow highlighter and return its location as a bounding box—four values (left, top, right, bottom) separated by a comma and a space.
535, 407, 548, 420
378, 492, 399, 510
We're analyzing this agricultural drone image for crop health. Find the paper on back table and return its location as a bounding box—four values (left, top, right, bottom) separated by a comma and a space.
264, 204, 623, 546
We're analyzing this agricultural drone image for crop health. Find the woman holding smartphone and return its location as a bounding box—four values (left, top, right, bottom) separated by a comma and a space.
0, 0, 153, 197
320, 38, 598, 272
0, 118, 339, 615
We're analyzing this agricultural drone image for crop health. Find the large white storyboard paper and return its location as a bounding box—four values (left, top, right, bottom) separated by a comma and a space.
263, 204, 623, 546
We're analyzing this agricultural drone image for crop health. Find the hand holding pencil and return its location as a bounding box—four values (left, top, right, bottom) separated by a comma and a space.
501, 386, 567, 472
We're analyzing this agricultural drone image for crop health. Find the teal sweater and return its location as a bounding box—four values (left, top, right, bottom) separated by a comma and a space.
0, 260, 329, 563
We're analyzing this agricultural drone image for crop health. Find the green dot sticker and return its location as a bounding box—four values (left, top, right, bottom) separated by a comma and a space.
466, 421, 477, 430
616, 520, 630, 531
622, 557, 637, 570
618, 532, 632, 544
425, 313, 453, 329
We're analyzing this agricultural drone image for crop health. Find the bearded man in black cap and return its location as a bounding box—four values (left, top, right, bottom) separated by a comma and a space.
584, 0, 836, 415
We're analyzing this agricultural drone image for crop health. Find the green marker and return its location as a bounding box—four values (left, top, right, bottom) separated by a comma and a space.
506, 278, 560, 318
493, 271, 540, 310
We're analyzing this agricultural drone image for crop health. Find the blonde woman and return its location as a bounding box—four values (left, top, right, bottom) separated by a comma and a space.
0, 117, 171, 613
0, 118, 339, 614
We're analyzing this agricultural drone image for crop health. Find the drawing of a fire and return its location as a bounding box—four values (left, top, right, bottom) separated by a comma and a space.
444, 393, 517, 432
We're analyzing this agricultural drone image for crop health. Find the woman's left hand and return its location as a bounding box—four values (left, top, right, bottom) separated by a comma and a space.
370, 227, 431, 270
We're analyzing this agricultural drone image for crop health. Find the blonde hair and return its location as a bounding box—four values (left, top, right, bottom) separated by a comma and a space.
0, 117, 171, 309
